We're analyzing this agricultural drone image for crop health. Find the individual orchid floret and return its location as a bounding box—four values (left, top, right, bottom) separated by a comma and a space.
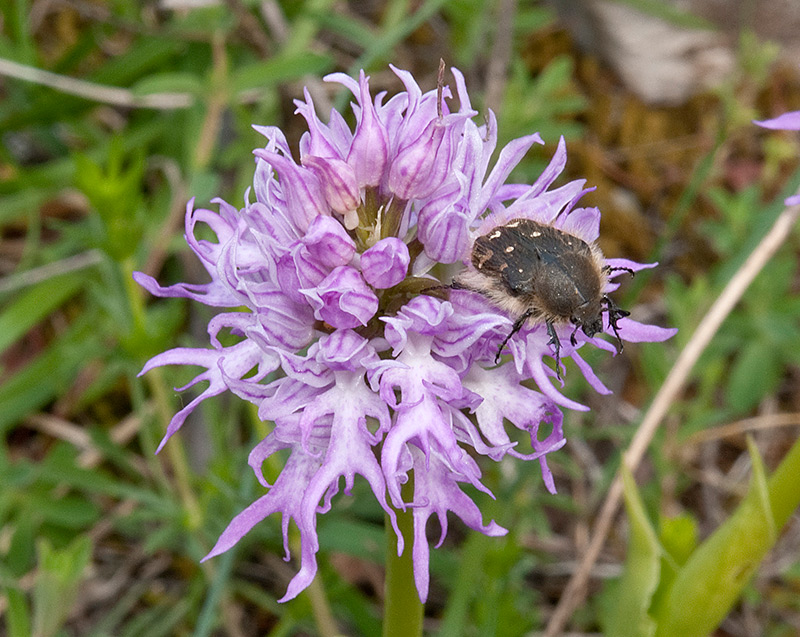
301, 155, 360, 215
302, 266, 379, 329
754, 111, 800, 205
361, 237, 410, 289
136, 64, 676, 603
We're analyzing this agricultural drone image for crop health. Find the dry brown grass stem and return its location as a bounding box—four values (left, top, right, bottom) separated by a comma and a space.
685, 412, 800, 444
484, 0, 517, 114
0, 58, 194, 109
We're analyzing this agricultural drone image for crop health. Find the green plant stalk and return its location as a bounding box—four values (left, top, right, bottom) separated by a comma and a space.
146, 369, 203, 529
305, 573, 339, 637
283, 0, 337, 58
123, 257, 202, 528
193, 32, 228, 171
437, 530, 490, 637
122, 256, 172, 492
123, 256, 147, 333
383, 485, 424, 637
283, 528, 338, 637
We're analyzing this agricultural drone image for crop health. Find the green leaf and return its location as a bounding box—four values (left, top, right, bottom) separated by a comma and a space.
3, 511, 37, 576
317, 517, 384, 562
316, 12, 378, 51
118, 597, 191, 637
130, 72, 203, 98
6, 0, 35, 63
90, 37, 186, 86
325, 574, 383, 637
32, 535, 92, 637
441, 0, 496, 66
0, 318, 104, 434
37, 444, 170, 510
230, 53, 334, 95
601, 466, 660, 637
650, 514, 698, 615
73, 141, 146, 261
4, 587, 31, 637
659, 514, 698, 568
726, 341, 780, 413
344, 0, 451, 80
653, 439, 774, 637
438, 531, 491, 637
0, 272, 86, 356
36, 494, 101, 530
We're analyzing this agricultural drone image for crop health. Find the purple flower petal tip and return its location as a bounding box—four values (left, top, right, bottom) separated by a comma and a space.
754, 111, 800, 130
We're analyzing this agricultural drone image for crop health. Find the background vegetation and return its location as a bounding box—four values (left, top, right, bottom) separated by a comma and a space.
2, 1, 800, 635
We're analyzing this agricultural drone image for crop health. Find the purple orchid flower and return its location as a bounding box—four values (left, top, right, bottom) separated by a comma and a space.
136, 65, 676, 602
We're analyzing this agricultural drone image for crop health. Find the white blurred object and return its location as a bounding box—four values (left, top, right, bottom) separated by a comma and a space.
551, 0, 800, 105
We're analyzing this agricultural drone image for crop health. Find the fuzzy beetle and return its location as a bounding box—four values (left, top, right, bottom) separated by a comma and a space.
456, 218, 632, 375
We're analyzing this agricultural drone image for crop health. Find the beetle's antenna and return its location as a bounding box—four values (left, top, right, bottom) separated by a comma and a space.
420, 282, 449, 296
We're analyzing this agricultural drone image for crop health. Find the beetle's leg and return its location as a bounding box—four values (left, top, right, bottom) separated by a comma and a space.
569, 323, 580, 347
603, 295, 630, 354
495, 308, 533, 364
546, 320, 563, 380
603, 265, 635, 278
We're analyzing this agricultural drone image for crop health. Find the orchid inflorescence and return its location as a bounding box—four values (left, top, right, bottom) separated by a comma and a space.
136, 64, 675, 602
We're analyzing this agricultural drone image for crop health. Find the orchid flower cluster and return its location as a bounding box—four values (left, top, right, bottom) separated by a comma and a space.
135, 65, 675, 602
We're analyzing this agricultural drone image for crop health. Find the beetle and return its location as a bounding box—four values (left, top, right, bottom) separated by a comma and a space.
455, 218, 631, 376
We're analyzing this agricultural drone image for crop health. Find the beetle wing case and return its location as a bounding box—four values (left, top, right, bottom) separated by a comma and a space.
457, 218, 607, 327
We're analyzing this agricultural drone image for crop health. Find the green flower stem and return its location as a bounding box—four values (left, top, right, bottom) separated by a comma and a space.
305, 571, 339, 637
383, 488, 424, 637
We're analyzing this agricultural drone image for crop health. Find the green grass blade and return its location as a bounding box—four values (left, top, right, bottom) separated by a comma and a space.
0, 271, 87, 355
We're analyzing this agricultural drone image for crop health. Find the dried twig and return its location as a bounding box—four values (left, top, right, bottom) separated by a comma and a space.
685, 412, 800, 444
484, 0, 517, 114
0, 58, 194, 109
0, 250, 104, 295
